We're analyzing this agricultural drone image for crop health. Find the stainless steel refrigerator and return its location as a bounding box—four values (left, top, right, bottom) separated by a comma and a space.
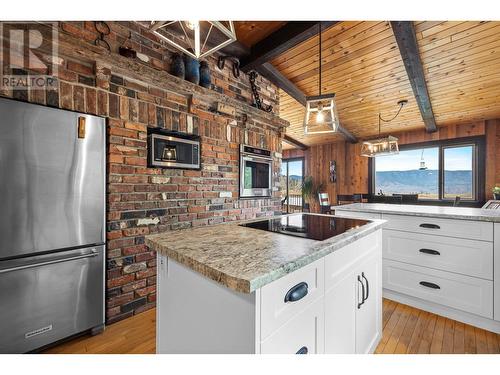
0, 98, 106, 353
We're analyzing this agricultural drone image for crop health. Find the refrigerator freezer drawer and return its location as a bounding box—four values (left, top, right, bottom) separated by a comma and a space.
0, 245, 105, 353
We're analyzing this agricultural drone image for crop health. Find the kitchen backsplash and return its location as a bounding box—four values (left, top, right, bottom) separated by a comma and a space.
0, 21, 288, 323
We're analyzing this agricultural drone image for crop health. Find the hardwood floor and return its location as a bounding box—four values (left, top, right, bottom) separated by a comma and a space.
43, 299, 500, 354
376, 299, 500, 354
43, 308, 156, 354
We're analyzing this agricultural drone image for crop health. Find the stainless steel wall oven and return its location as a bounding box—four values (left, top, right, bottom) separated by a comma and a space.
239, 145, 273, 198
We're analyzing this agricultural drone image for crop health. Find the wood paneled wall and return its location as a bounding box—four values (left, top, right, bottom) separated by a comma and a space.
283, 121, 500, 208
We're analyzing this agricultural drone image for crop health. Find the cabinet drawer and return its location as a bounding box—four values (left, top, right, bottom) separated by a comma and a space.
334, 210, 381, 220
382, 214, 493, 241
260, 258, 324, 340
383, 230, 493, 279
383, 260, 493, 318
260, 298, 324, 354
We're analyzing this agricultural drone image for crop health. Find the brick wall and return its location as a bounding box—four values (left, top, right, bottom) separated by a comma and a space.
0, 21, 287, 323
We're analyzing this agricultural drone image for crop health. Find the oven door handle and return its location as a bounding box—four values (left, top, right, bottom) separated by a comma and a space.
0, 250, 99, 274
242, 155, 273, 163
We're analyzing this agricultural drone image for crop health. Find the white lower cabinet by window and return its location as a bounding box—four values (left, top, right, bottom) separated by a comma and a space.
324, 232, 382, 354
156, 230, 383, 354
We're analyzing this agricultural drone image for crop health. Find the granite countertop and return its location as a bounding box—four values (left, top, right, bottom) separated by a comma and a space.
145, 214, 384, 294
335, 203, 500, 222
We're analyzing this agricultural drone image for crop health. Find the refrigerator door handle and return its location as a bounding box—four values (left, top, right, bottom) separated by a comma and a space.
0, 250, 98, 274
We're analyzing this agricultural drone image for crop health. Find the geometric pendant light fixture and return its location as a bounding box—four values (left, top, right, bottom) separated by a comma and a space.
360, 100, 408, 157
303, 23, 340, 135
149, 21, 237, 59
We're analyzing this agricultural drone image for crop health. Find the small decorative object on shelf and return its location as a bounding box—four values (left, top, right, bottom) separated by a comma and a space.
493, 186, 500, 200
329, 160, 337, 183
170, 53, 185, 79
249, 71, 273, 113
184, 54, 200, 85
118, 46, 137, 59
199, 61, 211, 88
217, 55, 240, 78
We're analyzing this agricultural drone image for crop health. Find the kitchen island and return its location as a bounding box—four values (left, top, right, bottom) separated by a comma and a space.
334, 203, 500, 334
145, 213, 385, 354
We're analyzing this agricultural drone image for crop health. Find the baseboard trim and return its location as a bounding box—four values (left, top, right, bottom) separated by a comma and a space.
383, 289, 500, 334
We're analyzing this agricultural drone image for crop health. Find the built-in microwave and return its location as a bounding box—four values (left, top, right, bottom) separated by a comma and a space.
147, 128, 201, 170
239, 145, 273, 198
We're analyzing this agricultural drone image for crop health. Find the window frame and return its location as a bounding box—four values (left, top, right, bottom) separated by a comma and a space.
368, 136, 486, 206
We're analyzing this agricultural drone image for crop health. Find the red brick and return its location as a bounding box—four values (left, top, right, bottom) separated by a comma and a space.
107, 274, 135, 288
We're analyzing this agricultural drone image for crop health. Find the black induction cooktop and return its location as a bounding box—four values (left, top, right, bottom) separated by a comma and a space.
240, 214, 370, 241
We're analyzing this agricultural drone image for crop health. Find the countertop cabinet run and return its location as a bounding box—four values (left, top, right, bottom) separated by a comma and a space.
156, 230, 383, 354
335, 206, 500, 334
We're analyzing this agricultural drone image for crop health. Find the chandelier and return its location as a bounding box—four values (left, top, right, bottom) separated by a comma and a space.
360, 100, 407, 157
149, 21, 237, 59
303, 23, 340, 134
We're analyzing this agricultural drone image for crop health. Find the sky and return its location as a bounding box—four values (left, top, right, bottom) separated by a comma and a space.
375, 146, 473, 172
282, 160, 303, 177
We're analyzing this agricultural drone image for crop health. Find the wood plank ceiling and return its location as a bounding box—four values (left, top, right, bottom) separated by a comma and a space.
257, 21, 500, 148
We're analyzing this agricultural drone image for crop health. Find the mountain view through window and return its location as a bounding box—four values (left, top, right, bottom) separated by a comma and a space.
374, 145, 474, 200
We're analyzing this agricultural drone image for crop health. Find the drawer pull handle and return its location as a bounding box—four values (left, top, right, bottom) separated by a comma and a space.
296, 346, 308, 354
357, 275, 365, 309
419, 248, 441, 256
419, 281, 441, 290
284, 282, 308, 303
362, 272, 369, 302
419, 223, 440, 229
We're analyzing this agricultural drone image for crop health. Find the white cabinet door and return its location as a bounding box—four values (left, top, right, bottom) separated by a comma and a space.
260, 298, 324, 354
355, 251, 382, 354
324, 270, 356, 353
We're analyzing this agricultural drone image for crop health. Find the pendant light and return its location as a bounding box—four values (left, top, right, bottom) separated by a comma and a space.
360, 100, 407, 157
149, 21, 237, 59
419, 149, 428, 170
303, 23, 340, 135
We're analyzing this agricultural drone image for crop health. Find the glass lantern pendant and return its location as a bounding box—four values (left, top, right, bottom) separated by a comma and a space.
150, 21, 237, 59
303, 23, 340, 135
360, 100, 407, 158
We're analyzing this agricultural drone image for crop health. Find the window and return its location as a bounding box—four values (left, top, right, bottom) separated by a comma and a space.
370, 137, 485, 204
280, 158, 304, 213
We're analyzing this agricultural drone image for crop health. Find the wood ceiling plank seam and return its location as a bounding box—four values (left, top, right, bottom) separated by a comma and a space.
277, 25, 395, 78
270, 21, 361, 66
423, 40, 500, 72
419, 23, 500, 59
270, 21, 381, 70
288, 35, 399, 84
418, 21, 485, 46
420, 21, 466, 39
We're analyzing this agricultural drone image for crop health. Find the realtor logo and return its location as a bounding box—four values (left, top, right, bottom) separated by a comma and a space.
0, 22, 58, 90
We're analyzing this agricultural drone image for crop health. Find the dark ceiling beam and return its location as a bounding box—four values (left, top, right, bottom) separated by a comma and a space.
240, 21, 339, 72
390, 21, 438, 133
283, 134, 308, 150
257, 62, 306, 106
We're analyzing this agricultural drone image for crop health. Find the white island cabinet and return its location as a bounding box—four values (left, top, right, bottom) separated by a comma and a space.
335, 203, 500, 333
153, 228, 382, 354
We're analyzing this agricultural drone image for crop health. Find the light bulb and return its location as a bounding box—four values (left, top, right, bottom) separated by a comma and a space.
316, 110, 324, 124
185, 21, 198, 30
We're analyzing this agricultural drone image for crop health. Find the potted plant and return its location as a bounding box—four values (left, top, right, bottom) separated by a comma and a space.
302, 176, 324, 213
493, 186, 500, 200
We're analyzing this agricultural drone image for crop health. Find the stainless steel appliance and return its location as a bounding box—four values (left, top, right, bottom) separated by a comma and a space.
240, 214, 369, 241
0, 98, 106, 353
148, 128, 201, 169
239, 145, 272, 198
